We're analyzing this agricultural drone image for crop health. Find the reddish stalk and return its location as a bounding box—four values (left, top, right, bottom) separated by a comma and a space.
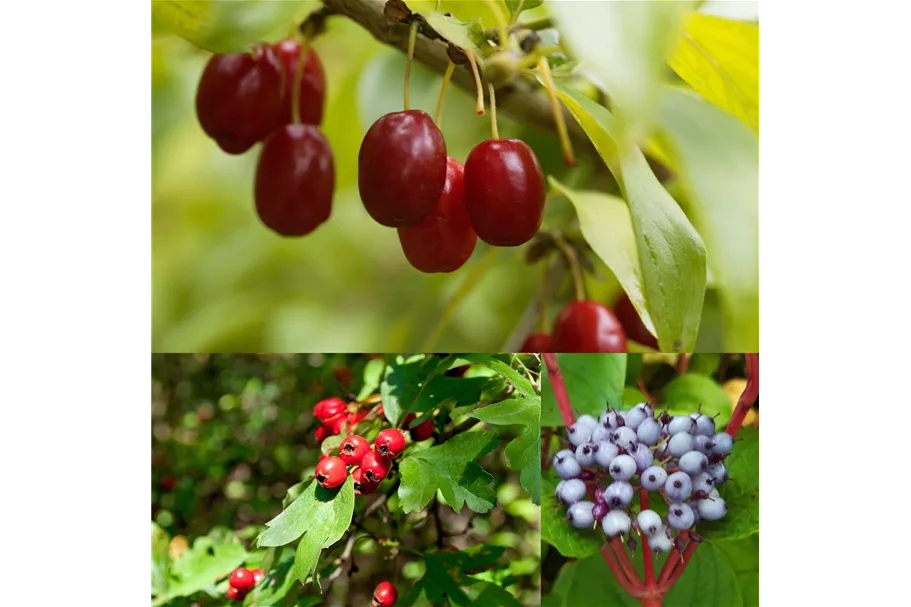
543, 354, 576, 426
610, 538, 641, 587
541, 426, 553, 470
660, 539, 698, 591
676, 354, 690, 374
657, 531, 687, 586
725, 353, 758, 437
601, 545, 644, 597
640, 489, 655, 588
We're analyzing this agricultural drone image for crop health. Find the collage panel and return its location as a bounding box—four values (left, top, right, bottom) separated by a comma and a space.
152, 354, 542, 607
540, 353, 759, 607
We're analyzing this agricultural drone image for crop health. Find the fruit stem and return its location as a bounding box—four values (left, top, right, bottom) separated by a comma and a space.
291, 39, 311, 124
467, 50, 486, 115
541, 426, 553, 469
542, 354, 575, 427
659, 537, 698, 591
509, 0, 526, 25
537, 57, 576, 166
640, 597, 664, 607
640, 489, 656, 588
488, 83, 499, 139
404, 20, 419, 111
419, 248, 499, 351
676, 354, 690, 374
601, 544, 645, 597
553, 235, 586, 301
725, 353, 759, 437
610, 538, 643, 589
656, 530, 689, 588
435, 61, 456, 127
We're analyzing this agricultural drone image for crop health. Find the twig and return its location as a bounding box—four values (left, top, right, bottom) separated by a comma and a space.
725, 353, 758, 437
601, 545, 645, 597
543, 354, 575, 426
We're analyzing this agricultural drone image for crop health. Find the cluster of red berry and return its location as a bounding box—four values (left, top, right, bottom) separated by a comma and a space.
226, 566, 263, 602
520, 294, 658, 353
195, 41, 334, 237
312, 397, 373, 444
359, 108, 546, 273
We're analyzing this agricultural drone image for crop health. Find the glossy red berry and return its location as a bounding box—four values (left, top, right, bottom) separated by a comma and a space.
251, 568, 264, 583
229, 568, 256, 591
327, 415, 347, 435
352, 466, 379, 496
195, 44, 283, 155
464, 138, 545, 246
397, 157, 477, 273
404, 413, 434, 441
272, 39, 326, 126
339, 435, 370, 466
254, 123, 334, 237
360, 449, 392, 483
314, 455, 348, 489
314, 398, 347, 422
519, 332, 552, 353
314, 425, 330, 443
373, 581, 399, 607
613, 293, 658, 350
374, 428, 406, 458
358, 110, 447, 227
347, 408, 368, 427
226, 585, 244, 601
551, 300, 628, 353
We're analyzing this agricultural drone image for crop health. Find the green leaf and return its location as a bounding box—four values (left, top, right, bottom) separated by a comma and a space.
242, 553, 296, 607
664, 542, 744, 607
699, 428, 758, 541
477, 396, 541, 504
544, 552, 639, 607
504, 0, 544, 17
669, 14, 759, 132
553, 84, 707, 351
548, 0, 694, 146
423, 12, 488, 55
320, 434, 344, 457
662, 373, 731, 426
687, 353, 722, 377
357, 358, 386, 400
540, 473, 603, 559
654, 87, 758, 350
398, 430, 500, 513
455, 578, 522, 607
403, 552, 471, 606
381, 356, 451, 426
549, 178, 656, 339
542, 354, 626, 426
714, 535, 759, 607
151, 522, 171, 597
164, 533, 248, 601
257, 478, 355, 550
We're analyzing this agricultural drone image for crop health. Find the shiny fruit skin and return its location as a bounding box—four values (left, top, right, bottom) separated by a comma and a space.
272, 39, 326, 126
397, 157, 477, 273
404, 413, 434, 441
374, 428, 406, 458
226, 585, 243, 601
195, 45, 283, 154
519, 332, 552, 353
339, 435, 370, 466
251, 569, 264, 584
347, 409, 368, 427
314, 397, 347, 422
327, 414, 347, 435
352, 466, 378, 496
314, 425, 330, 443
551, 300, 628, 353
255, 124, 334, 237
463, 138, 545, 246
229, 568, 256, 591
614, 293, 658, 350
373, 581, 399, 607
314, 455, 348, 489
358, 110, 447, 227
360, 449, 392, 483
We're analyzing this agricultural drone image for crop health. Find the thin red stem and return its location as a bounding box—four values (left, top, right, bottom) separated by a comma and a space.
725, 353, 758, 437
541, 426, 553, 470
676, 354, 690, 375
610, 538, 642, 588
640, 597, 663, 607
640, 490, 655, 588
660, 540, 698, 591
657, 530, 687, 586
543, 354, 575, 427
601, 545, 645, 597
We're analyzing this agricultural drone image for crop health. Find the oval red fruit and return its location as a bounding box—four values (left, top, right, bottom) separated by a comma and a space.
360, 449, 392, 483
404, 413, 434, 441
374, 428, 406, 458
314, 455, 348, 489
272, 39, 326, 126
551, 300, 628, 353
339, 435, 370, 466
352, 466, 379, 496
613, 293, 658, 350
519, 332, 552, 353
229, 567, 256, 591
314, 397, 347, 422
373, 581, 399, 607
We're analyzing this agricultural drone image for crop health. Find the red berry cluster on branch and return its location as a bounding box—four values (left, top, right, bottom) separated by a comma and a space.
313, 397, 375, 443
195, 40, 335, 238
225, 567, 263, 602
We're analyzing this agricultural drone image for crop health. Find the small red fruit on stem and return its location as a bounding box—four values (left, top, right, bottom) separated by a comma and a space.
404, 413, 434, 441
272, 39, 326, 126
613, 293, 658, 350
229, 567, 256, 591
352, 467, 379, 496
519, 332, 552, 353
251, 568, 264, 584
339, 435, 370, 466
226, 585, 244, 601
551, 300, 628, 353
374, 428, 406, 458
360, 449, 392, 483
373, 581, 398, 607
314, 397, 347, 422
314, 456, 348, 489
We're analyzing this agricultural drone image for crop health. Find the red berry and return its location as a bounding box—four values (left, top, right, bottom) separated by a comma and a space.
347, 409, 368, 427
373, 581, 399, 607
464, 138, 545, 246
254, 123, 334, 237
314, 455, 348, 489
360, 449, 392, 483
272, 39, 326, 126
226, 585, 244, 601
339, 435, 370, 466
229, 567, 256, 591
314, 425, 329, 443
358, 110, 447, 227
397, 157, 477, 273
251, 568, 264, 583
374, 428, 406, 459
327, 415, 347, 435
404, 413, 434, 441
314, 398, 347, 422
351, 466, 379, 496
551, 300, 628, 353
195, 44, 283, 154
519, 332, 552, 353
613, 293, 658, 350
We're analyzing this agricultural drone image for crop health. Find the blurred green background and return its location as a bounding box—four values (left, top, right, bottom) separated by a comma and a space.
152, 353, 541, 606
